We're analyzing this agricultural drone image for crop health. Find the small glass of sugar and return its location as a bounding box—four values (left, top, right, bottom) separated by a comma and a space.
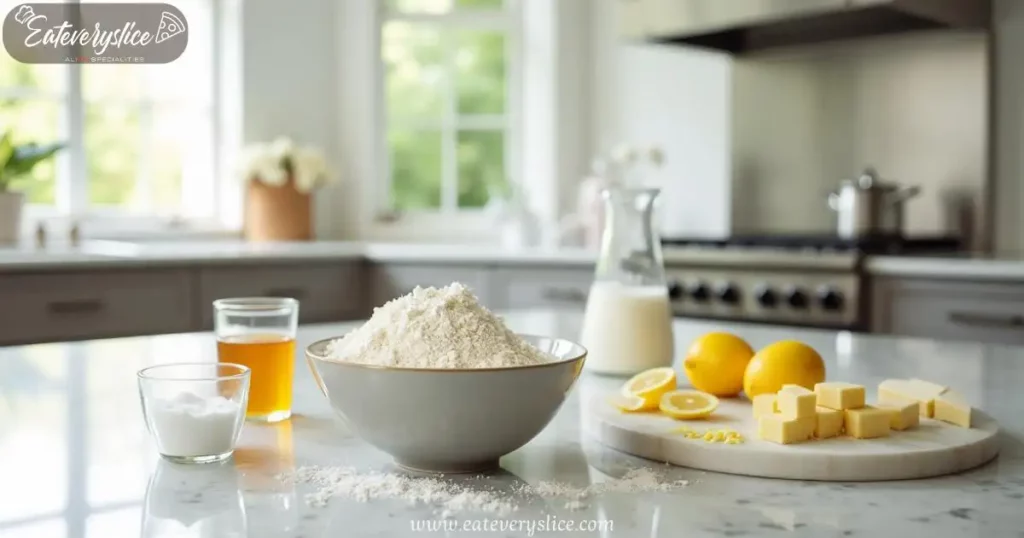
138, 363, 251, 464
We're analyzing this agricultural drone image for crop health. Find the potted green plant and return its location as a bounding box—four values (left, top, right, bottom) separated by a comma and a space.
0, 132, 63, 245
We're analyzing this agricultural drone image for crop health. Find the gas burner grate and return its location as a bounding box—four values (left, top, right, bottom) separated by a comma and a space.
661, 234, 962, 255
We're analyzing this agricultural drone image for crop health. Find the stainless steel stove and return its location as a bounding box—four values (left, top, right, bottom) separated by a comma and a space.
661, 235, 960, 330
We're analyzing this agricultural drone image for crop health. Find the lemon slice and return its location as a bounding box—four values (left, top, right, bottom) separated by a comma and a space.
659, 389, 720, 420
608, 393, 650, 412
620, 367, 677, 407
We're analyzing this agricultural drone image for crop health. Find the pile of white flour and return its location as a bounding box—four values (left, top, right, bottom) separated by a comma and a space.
324, 283, 550, 369
290, 466, 519, 517
287, 466, 688, 517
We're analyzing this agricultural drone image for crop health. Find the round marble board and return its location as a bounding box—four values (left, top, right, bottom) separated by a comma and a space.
582, 392, 1000, 481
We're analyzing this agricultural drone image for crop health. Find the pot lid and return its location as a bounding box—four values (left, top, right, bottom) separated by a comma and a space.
841, 167, 900, 191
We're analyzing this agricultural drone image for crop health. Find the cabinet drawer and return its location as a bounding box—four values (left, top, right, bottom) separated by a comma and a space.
199, 263, 364, 327
491, 268, 593, 310
880, 279, 1024, 345
0, 270, 194, 344
372, 264, 491, 308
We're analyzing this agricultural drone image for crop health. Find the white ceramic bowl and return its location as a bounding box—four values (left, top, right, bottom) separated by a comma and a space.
305, 335, 587, 473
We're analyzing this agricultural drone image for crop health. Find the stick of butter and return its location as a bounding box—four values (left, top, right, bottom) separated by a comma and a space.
844, 406, 891, 439
815, 406, 844, 439
878, 379, 944, 417
752, 394, 778, 419
814, 382, 865, 410
777, 385, 816, 420
875, 400, 919, 430
934, 390, 972, 428
908, 378, 948, 394
758, 414, 815, 445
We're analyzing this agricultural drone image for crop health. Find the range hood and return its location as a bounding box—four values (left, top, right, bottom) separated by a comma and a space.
649, 0, 991, 53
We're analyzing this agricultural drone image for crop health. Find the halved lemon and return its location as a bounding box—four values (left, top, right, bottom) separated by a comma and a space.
608, 393, 650, 412
620, 367, 677, 407
659, 389, 720, 420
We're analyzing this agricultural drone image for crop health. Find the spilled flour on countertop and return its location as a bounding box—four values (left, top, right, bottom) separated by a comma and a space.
323, 283, 549, 369
517, 468, 689, 498
287, 466, 688, 517
289, 466, 518, 517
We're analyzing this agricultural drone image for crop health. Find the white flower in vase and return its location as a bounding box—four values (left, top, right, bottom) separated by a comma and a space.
237, 137, 335, 193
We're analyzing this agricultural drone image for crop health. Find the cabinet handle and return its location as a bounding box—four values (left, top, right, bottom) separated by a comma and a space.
948, 311, 1024, 329
265, 287, 306, 300
47, 299, 104, 315
541, 287, 588, 303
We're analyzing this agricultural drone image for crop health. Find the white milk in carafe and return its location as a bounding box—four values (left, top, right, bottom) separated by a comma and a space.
580, 281, 674, 375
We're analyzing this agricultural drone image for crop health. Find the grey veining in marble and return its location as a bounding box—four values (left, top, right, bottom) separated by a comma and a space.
1, 310, 1022, 537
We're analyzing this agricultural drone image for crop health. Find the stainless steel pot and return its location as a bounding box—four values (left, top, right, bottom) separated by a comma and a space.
827, 167, 920, 238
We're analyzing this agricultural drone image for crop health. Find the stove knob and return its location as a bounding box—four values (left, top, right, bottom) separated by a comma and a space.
786, 288, 809, 309
668, 281, 683, 300
689, 282, 710, 302
716, 283, 741, 305
755, 286, 778, 308
818, 287, 844, 311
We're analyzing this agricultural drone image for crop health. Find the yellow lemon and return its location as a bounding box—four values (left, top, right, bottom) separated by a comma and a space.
659, 389, 719, 420
742, 340, 826, 398
608, 393, 649, 412
683, 333, 755, 397
620, 367, 677, 408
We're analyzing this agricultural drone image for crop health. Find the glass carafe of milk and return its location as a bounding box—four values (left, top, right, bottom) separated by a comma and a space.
580, 187, 674, 375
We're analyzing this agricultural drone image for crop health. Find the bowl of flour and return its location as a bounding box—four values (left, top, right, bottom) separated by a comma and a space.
305, 282, 587, 473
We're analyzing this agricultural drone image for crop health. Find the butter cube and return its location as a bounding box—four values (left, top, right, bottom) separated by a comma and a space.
814, 382, 865, 410
878, 379, 944, 417
777, 385, 816, 420
908, 378, 948, 394
844, 406, 891, 439
758, 414, 815, 445
752, 394, 778, 419
876, 400, 919, 431
934, 390, 972, 428
815, 406, 844, 439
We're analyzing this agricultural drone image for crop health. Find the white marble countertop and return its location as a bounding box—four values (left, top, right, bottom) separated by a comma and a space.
0, 240, 598, 271
3, 239, 1024, 281
1, 310, 1021, 537
865, 255, 1024, 281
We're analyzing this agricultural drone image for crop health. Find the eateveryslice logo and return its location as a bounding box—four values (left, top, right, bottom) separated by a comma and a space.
3, 3, 188, 64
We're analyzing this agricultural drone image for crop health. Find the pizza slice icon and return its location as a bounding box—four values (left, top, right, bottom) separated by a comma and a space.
155, 11, 186, 44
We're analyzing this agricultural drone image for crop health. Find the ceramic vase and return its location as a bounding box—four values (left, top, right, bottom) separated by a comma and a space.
243, 178, 312, 242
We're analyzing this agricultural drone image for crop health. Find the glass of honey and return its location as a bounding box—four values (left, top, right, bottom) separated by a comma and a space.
214, 297, 299, 423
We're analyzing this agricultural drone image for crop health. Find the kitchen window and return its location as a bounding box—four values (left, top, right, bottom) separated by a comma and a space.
0, 0, 236, 236
378, 0, 520, 216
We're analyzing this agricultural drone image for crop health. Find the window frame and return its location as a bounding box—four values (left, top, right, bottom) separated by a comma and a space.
374, 0, 523, 221
1, 0, 239, 238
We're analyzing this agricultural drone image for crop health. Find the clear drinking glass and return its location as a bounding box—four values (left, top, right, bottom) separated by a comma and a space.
138, 363, 250, 464
214, 298, 299, 423
580, 187, 675, 375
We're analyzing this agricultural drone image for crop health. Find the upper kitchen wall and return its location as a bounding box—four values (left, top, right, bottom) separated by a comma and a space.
589, 1, 998, 249
732, 32, 988, 246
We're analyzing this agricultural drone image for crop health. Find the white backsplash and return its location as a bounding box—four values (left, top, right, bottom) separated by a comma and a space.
589, 0, 989, 244
732, 31, 988, 245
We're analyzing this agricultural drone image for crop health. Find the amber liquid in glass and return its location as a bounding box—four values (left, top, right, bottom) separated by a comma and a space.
217, 334, 295, 422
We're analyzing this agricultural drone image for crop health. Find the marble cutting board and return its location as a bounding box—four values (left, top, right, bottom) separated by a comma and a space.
582, 393, 1001, 481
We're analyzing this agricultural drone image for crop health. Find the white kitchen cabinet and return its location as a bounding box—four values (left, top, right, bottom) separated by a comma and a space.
372, 264, 492, 309
871, 277, 1024, 345
0, 269, 195, 345
198, 263, 365, 327
490, 267, 593, 311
